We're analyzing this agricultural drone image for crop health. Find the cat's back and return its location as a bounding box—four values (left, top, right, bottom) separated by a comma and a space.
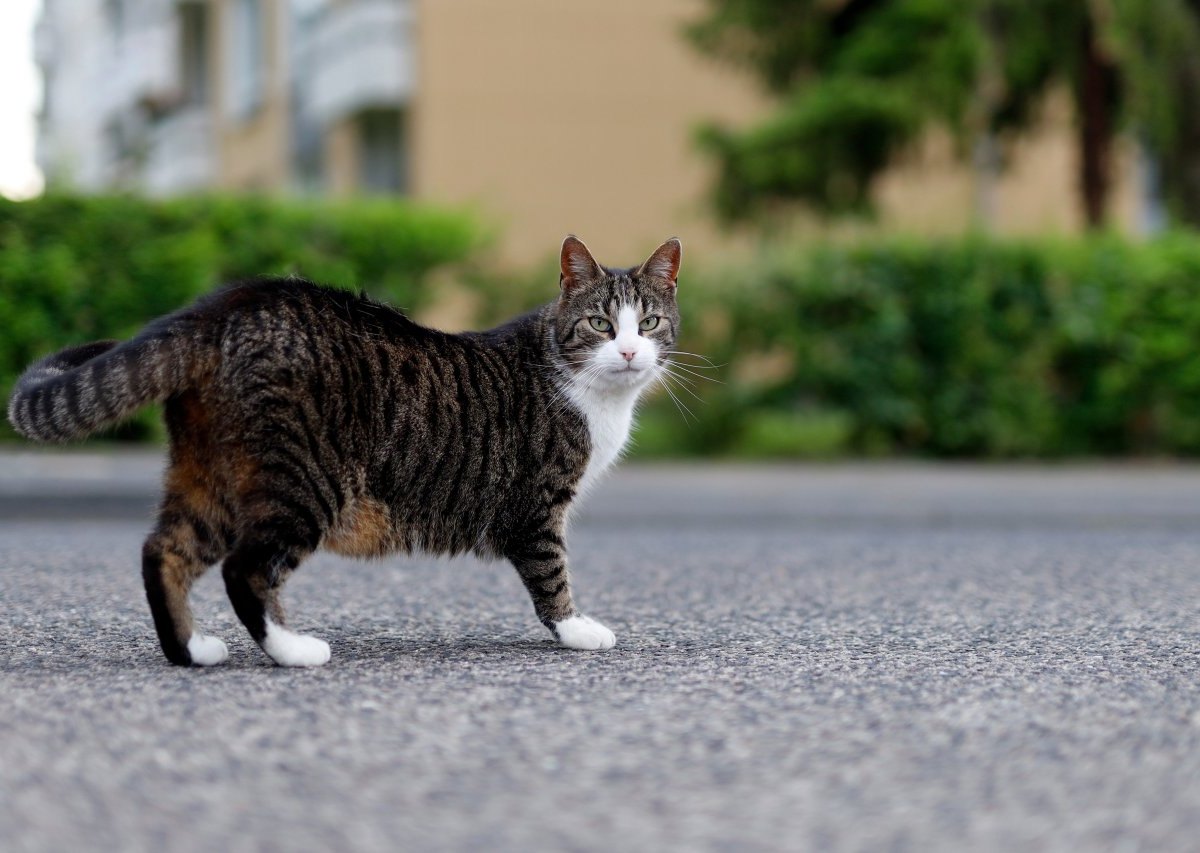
193, 276, 438, 347
188, 276, 478, 396
189, 277, 553, 444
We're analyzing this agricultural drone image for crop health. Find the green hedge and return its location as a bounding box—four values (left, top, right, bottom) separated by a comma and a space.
669, 236, 1200, 458
5, 198, 1200, 458
0, 193, 482, 440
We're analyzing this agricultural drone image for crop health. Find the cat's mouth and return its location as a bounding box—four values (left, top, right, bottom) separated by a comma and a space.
605, 364, 656, 385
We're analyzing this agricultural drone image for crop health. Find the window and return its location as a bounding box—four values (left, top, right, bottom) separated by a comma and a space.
358, 108, 407, 194
104, 0, 126, 49
226, 0, 264, 120
180, 3, 210, 106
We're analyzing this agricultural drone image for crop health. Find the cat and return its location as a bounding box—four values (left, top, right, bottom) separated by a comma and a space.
6, 236, 682, 667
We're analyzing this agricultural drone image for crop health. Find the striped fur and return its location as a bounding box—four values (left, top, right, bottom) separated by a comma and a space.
7, 334, 201, 442
6, 236, 682, 667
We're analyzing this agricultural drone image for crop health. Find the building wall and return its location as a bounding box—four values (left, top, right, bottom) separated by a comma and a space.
323, 116, 359, 196
411, 0, 1153, 265
875, 90, 1145, 237
210, 0, 293, 191
411, 0, 766, 265
37, 0, 1154, 265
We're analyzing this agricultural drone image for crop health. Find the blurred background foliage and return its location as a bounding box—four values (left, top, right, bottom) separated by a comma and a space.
614, 234, 1200, 459
688, 0, 1200, 228
9, 2, 1200, 458
7, 194, 1196, 458
0, 194, 482, 440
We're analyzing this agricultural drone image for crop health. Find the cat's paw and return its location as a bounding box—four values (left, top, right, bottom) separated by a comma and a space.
553, 614, 617, 650
186, 634, 229, 666
262, 619, 331, 667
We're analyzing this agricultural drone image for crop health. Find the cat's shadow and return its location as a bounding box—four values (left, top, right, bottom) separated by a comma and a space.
1, 625, 628, 674
200, 633, 605, 670
362, 635, 558, 656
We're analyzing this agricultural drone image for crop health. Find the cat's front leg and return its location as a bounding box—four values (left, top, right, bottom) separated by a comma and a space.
506, 527, 616, 651
550, 613, 617, 651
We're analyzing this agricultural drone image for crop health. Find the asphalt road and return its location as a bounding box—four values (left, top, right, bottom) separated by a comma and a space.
3, 455, 1200, 852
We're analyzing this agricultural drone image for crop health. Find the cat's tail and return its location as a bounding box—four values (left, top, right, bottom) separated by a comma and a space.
7, 327, 202, 442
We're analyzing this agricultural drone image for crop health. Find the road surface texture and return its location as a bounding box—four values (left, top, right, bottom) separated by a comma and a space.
2, 452, 1200, 852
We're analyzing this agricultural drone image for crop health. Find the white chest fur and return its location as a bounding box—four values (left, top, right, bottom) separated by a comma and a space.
563, 303, 658, 499
570, 386, 639, 498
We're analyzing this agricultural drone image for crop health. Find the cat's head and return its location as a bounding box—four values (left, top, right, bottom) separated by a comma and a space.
553, 235, 681, 394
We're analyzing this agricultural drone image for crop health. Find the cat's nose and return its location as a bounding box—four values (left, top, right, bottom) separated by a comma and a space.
620, 349, 637, 363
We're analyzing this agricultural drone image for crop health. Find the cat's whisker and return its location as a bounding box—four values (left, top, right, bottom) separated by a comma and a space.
665, 348, 717, 357
661, 352, 718, 365
545, 362, 607, 419
663, 360, 724, 384
545, 378, 586, 417
658, 378, 697, 424
660, 369, 706, 405
663, 356, 720, 372
577, 363, 612, 402
662, 377, 705, 411
658, 366, 701, 395
666, 361, 722, 374
663, 350, 724, 368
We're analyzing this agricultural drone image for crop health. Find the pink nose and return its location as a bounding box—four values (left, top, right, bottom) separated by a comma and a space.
620, 349, 637, 363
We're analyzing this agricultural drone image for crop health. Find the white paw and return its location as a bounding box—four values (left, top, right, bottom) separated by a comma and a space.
187, 634, 229, 666
553, 614, 616, 650
262, 619, 331, 667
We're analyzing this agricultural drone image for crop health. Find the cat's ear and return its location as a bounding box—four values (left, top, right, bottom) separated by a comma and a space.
638, 237, 682, 286
560, 235, 603, 291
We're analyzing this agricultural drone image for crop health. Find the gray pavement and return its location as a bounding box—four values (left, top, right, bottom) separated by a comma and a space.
2, 452, 1200, 851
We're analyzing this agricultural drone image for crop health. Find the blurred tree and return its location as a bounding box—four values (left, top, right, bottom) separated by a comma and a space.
687, 0, 979, 220
688, 0, 1200, 229
1114, 0, 1200, 226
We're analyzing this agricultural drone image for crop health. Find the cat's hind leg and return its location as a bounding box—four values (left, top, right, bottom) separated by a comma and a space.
218, 401, 341, 666
142, 494, 233, 667
222, 513, 330, 667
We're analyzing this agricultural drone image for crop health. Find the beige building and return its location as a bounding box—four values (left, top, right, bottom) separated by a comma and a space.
37, 0, 1155, 266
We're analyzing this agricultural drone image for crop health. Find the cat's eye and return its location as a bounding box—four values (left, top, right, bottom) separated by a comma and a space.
589, 317, 613, 333
639, 316, 660, 332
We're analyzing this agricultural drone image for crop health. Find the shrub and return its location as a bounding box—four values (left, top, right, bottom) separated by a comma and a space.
7, 200, 1200, 458
683, 235, 1200, 457
0, 193, 482, 440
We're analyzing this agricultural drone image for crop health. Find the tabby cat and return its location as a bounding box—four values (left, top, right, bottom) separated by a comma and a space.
7, 236, 682, 667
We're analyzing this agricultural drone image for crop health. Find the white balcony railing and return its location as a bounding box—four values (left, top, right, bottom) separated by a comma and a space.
308, 0, 414, 125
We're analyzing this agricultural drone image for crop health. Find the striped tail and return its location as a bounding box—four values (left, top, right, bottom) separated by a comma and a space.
7, 331, 195, 442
